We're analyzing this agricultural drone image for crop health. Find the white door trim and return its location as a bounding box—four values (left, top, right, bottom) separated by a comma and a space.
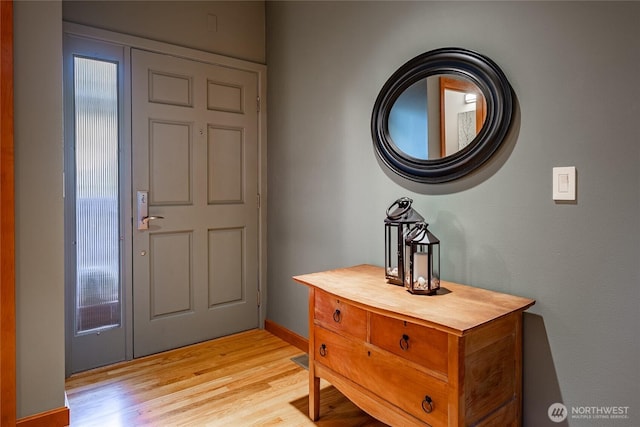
63, 22, 268, 357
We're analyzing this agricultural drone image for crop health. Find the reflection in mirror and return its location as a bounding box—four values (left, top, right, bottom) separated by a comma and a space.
388, 75, 485, 160
440, 76, 486, 157
388, 79, 428, 159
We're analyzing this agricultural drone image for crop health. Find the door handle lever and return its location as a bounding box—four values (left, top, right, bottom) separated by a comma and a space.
141, 215, 164, 226
137, 191, 165, 230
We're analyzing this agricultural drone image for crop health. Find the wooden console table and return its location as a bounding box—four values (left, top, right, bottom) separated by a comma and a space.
293, 264, 535, 426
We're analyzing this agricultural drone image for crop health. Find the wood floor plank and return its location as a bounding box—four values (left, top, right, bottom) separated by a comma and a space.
66, 329, 387, 426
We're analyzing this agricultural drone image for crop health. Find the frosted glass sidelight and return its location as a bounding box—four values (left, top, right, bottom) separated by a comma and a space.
74, 57, 121, 333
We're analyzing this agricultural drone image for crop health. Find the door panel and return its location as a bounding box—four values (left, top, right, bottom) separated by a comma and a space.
132, 49, 259, 357
150, 232, 193, 317
209, 227, 244, 305
149, 120, 192, 204
208, 126, 244, 203
149, 71, 193, 107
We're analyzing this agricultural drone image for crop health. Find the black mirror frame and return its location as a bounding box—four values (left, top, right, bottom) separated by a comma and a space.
372, 47, 514, 184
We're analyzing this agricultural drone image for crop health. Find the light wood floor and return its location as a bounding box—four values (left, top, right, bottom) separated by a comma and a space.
65, 329, 387, 426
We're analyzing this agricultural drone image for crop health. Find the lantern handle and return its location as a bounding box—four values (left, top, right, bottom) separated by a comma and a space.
406, 222, 428, 243
386, 197, 413, 220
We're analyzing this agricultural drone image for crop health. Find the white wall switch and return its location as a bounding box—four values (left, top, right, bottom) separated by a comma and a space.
553, 166, 576, 201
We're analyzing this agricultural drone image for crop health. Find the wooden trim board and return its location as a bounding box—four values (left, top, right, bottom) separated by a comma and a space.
264, 319, 308, 353
0, 1, 16, 425
16, 406, 69, 427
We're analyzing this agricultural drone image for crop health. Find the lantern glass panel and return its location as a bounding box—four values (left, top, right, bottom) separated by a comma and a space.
432, 243, 440, 290
407, 243, 433, 293
403, 240, 413, 288
385, 223, 401, 281
414, 247, 430, 286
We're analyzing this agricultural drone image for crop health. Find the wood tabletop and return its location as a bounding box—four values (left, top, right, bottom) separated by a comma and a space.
294, 264, 535, 335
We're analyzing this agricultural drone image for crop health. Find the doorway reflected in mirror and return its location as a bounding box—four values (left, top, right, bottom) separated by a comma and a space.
388, 74, 486, 160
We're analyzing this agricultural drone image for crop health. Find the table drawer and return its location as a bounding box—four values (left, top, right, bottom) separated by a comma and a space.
314, 326, 448, 426
370, 313, 449, 376
314, 290, 367, 340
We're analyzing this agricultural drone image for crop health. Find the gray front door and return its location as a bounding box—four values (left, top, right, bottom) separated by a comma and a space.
131, 49, 260, 357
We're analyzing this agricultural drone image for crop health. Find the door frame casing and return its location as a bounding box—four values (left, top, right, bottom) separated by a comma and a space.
63, 22, 268, 363
1, 0, 15, 424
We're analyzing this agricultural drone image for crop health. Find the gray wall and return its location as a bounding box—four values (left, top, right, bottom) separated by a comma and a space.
14, 1, 65, 418
266, 2, 640, 426
63, 0, 266, 64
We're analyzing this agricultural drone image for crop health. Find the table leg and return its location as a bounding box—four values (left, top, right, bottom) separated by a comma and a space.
309, 368, 320, 420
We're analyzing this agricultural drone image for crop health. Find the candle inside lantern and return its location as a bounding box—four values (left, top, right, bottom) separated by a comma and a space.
414, 252, 429, 288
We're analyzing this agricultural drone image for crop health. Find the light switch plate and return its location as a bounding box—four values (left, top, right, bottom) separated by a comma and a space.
553, 166, 576, 201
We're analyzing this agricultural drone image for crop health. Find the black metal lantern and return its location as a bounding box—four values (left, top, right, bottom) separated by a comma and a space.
384, 197, 424, 285
404, 222, 440, 295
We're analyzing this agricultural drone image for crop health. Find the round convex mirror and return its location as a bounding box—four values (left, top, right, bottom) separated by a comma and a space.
372, 47, 514, 183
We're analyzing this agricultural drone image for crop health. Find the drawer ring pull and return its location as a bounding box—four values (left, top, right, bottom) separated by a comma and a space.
319, 344, 327, 357
422, 395, 433, 413
333, 309, 342, 323
399, 334, 410, 351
